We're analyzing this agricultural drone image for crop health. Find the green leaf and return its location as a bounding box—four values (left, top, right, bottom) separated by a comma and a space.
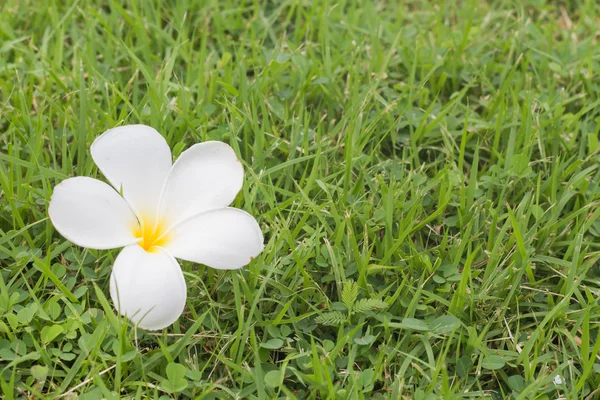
6, 313, 18, 330
166, 362, 187, 382
160, 381, 176, 393
267, 96, 285, 120
510, 153, 532, 177
352, 298, 388, 314
400, 318, 430, 332
186, 369, 202, 382
41, 325, 64, 344
358, 368, 375, 392
121, 350, 137, 362
430, 315, 460, 334
456, 356, 473, 378
342, 280, 359, 311
481, 355, 505, 370
311, 76, 330, 85
161, 363, 188, 393
30, 365, 48, 381
261, 338, 284, 350
0, 348, 15, 361
530, 205, 544, 221
354, 334, 376, 345
16, 304, 37, 324
315, 311, 346, 326
264, 370, 281, 388
58, 352, 75, 361
73, 286, 88, 299
507, 375, 526, 392
548, 62, 562, 73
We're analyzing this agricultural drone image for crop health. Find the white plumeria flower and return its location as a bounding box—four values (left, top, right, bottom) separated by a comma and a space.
48, 125, 264, 330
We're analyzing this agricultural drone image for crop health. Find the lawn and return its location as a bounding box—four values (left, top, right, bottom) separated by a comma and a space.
1, 0, 600, 399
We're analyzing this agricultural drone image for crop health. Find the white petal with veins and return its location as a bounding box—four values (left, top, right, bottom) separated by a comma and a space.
158, 141, 243, 228
48, 177, 139, 250
91, 125, 172, 219
165, 208, 263, 270
110, 245, 186, 330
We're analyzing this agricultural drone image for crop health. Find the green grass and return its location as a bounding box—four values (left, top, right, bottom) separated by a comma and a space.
1, 0, 600, 398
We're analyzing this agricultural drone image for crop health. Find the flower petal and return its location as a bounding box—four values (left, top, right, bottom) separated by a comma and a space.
48, 177, 139, 249
110, 245, 186, 330
91, 125, 172, 219
165, 208, 263, 270
158, 142, 243, 228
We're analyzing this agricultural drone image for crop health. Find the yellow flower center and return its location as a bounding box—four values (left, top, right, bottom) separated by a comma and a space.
132, 215, 170, 252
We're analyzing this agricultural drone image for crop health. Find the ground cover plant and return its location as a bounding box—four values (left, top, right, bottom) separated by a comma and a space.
1, 0, 600, 398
